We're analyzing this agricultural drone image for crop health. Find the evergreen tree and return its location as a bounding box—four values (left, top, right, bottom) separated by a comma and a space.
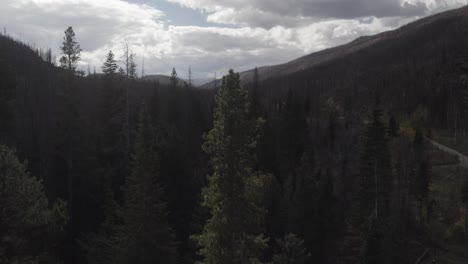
358, 109, 394, 264
129, 53, 137, 80
80, 175, 123, 264
316, 169, 336, 261
0, 62, 15, 143
188, 66, 193, 88
59, 26, 81, 73
417, 160, 430, 220
166, 67, 189, 131
119, 105, 178, 264
119, 67, 125, 77
462, 180, 468, 224
0, 144, 67, 263
359, 109, 392, 221
412, 129, 430, 220
249, 67, 261, 118
194, 70, 268, 264
272, 234, 310, 264
363, 221, 381, 264
102, 51, 118, 75
170, 68, 179, 89
97, 64, 127, 196
388, 115, 399, 137
413, 128, 424, 163
463, 180, 468, 210
417, 161, 430, 204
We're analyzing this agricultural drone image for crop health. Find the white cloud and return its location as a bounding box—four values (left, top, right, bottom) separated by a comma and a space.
0, 0, 467, 80
168, 0, 468, 28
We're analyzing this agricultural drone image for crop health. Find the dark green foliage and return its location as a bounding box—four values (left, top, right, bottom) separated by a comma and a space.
272, 234, 310, 264
165, 67, 188, 131
281, 88, 308, 167
102, 51, 118, 75
80, 177, 123, 264
0, 61, 15, 143
59, 26, 81, 72
194, 70, 268, 264
388, 115, 399, 137
413, 128, 424, 162
462, 180, 468, 210
316, 169, 337, 260
0, 144, 68, 263
170, 68, 179, 89
119, 106, 178, 264
4, 8, 468, 262
363, 222, 381, 264
412, 129, 431, 220
416, 160, 430, 203
128, 53, 137, 80
359, 109, 392, 220
249, 67, 262, 118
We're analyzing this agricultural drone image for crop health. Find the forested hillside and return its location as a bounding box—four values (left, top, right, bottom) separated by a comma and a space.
1, 5, 468, 264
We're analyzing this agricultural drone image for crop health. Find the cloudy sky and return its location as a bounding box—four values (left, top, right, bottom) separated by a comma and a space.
1, 0, 467, 80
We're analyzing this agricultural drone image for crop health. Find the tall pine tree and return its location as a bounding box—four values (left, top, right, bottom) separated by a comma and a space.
102, 51, 118, 76
358, 109, 393, 264
272, 234, 310, 264
359, 109, 392, 221
59, 26, 81, 73
80, 174, 123, 264
119, 105, 178, 264
194, 70, 268, 264
170, 67, 179, 88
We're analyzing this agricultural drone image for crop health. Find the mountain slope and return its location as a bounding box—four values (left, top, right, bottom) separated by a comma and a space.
203, 5, 468, 91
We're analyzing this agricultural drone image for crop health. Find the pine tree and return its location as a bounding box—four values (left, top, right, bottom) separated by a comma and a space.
80, 175, 123, 264
102, 50, 118, 75
166, 67, 188, 130
417, 160, 430, 220
129, 53, 137, 80
97, 48, 128, 200
0, 144, 67, 263
170, 68, 179, 89
413, 128, 424, 163
316, 169, 336, 261
272, 234, 310, 264
358, 109, 394, 264
363, 221, 381, 264
59, 26, 81, 73
0, 63, 15, 143
194, 69, 268, 264
119, 105, 178, 264
119, 67, 125, 77
463, 180, 468, 210
388, 115, 399, 137
359, 109, 392, 221
188, 65, 193, 88
462, 180, 468, 225
249, 67, 261, 118
412, 129, 430, 220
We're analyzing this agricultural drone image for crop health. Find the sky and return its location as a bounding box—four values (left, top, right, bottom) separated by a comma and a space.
1, 0, 467, 81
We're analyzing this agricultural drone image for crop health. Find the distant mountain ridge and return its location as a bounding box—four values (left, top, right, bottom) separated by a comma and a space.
143, 74, 212, 87
201, 5, 468, 89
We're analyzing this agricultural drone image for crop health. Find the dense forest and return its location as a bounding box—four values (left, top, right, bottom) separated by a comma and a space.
2, 5, 468, 264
